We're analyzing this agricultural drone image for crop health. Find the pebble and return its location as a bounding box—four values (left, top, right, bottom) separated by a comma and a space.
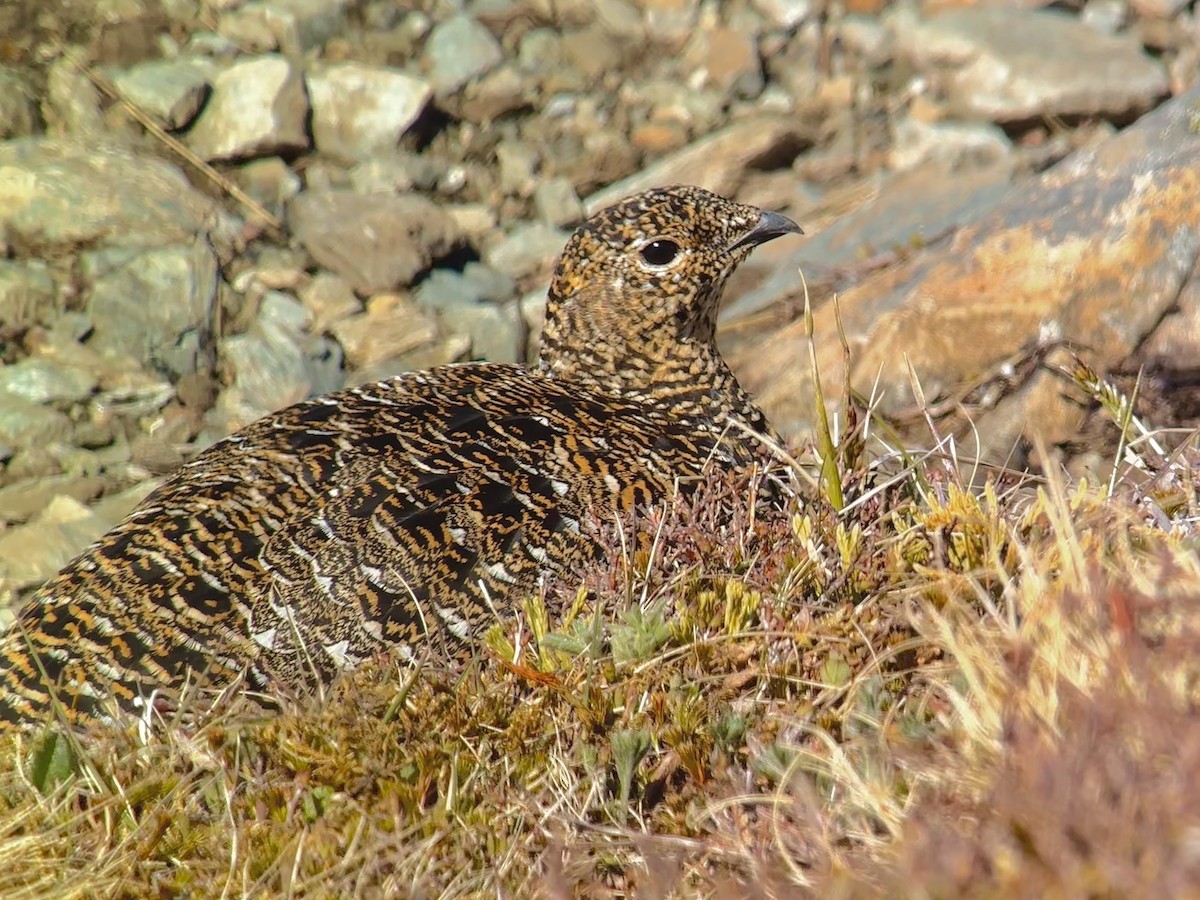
331, 292, 439, 369
307, 63, 432, 162
0, 262, 56, 330
0, 357, 98, 406
186, 54, 310, 161
0, 68, 38, 139
894, 8, 1169, 122
534, 177, 585, 228
82, 241, 221, 379
107, 59, 212, 130
299, 272, 362, 334
483, 222, 570, 281
289, 190, 462, 294
890, 116, 1012, 172
423, 14, 504, 95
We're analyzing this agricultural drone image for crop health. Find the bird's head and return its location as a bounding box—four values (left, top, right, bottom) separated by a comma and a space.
538, 185, 802, 399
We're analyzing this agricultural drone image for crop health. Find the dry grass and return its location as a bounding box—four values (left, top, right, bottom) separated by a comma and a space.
3, 369, 1200, 897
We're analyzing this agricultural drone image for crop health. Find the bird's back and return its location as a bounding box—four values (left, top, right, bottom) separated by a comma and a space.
0, 364, 738, 725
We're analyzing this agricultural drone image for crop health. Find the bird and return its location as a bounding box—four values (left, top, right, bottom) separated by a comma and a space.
0, 184, 802, 729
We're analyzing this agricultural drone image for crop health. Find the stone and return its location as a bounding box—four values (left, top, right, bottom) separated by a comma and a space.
683, 24, 762, 96
233, 157, 302, 212
0, 398, 73, 454
0, 475, 107, 526
434, 298, 522, 363
423, 14, 503, 95
186, 54, 310, 162
0, 139, 232, 253
750, 0, 813, 28
0, 357, 98, 405
218, 0, 354, 54
893, 7, 1169, 123
483, 222, 570, 281
733, 84, 1200, 464
585, 117, 807, 213
289, 190, 461, 295
217, 290, 344, 428
331, 292, 438, 369
299, 272, 361, 334
83, 240, 221, 379
0, 68, 39, 140
348, 151, 441, 194
107, 59, 212, 130
890, 116, 1012, 172
307, 63, 432, 163
496, 141, 539, 197
534, 177, 585, 228
0, 261, 56, 331
42, 57, 104, 136
0, 496, 107, 595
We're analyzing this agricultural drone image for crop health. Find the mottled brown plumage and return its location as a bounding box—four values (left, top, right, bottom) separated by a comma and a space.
0, 185, 801, 728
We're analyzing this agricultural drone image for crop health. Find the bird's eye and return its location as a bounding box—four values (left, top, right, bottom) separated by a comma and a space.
639, 239, 681, 267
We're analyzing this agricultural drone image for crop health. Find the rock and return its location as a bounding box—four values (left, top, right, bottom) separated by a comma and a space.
586, 117, 808, 213
42, 57, 104, 135
0, 357, 98, 405
83, 240, 221, 379
0, 397, 73, 454
232, 156, 302, 212
445, 203, 499, 243
1128, 0, 1190, 17
186, 54, 310, 162
890, 116, 1012, 172
893, 8, 1169, 123
733, 84, 1200, 464
0, 139, 232, 252
0, 67, 39, 139
307, 63, 432, 163
415, 262, 515, 309
750, 0, 813, 28
424, 14, 503, 95
331, 292, 438, 369
683, 22, 763, 96
0, 475, 107, 526
0, 496, 106, 595
434, 298, 522, 363
0, 261, 56, 330
560, 26, 625, 81
451, 64, 532, 123
217, 291, 343, 428
218, 0, 354, 54
289, 190, 461, 294
497, 141, 539, 197
534, 177, 585, 227
348, 151, 441, 194
299, 272, 361, 334
483, 222, 570, 282
107, 59, 212, 130
1079, 0, 1128, 35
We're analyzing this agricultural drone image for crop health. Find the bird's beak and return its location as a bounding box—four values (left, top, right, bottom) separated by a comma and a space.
729, 209, 804, 252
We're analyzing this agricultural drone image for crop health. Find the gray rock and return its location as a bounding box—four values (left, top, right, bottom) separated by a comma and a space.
233, 156, 302, 213
0, 139, 235, 252
496, 141, 539, 197
216, 290, 343, 428
415, 263, 514, 310
0, 67, 38, 139
299, 272, 361, 334
0, 397, 73, 454
890, 117, 1012, 172
534, 176, 585, 228
0, 261, 56, 331
751, 0, 813, 28
307, 62, 432, 162
483, 222, 569, 281
108, 59, 212, 130
83, 240, 221, 379
289, 190, 461, 294
424, 14, 503, 95
224, 0, 353, 54
42, 57, 104, 135
348, 151, 442, 194
433, 298, 522, 363
893, 8, 1169, 122
0, 357, 98, 405
186, 55, 310, 162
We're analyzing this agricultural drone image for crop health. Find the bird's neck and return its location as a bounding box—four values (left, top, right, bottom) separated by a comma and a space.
538, 330, 776, 443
